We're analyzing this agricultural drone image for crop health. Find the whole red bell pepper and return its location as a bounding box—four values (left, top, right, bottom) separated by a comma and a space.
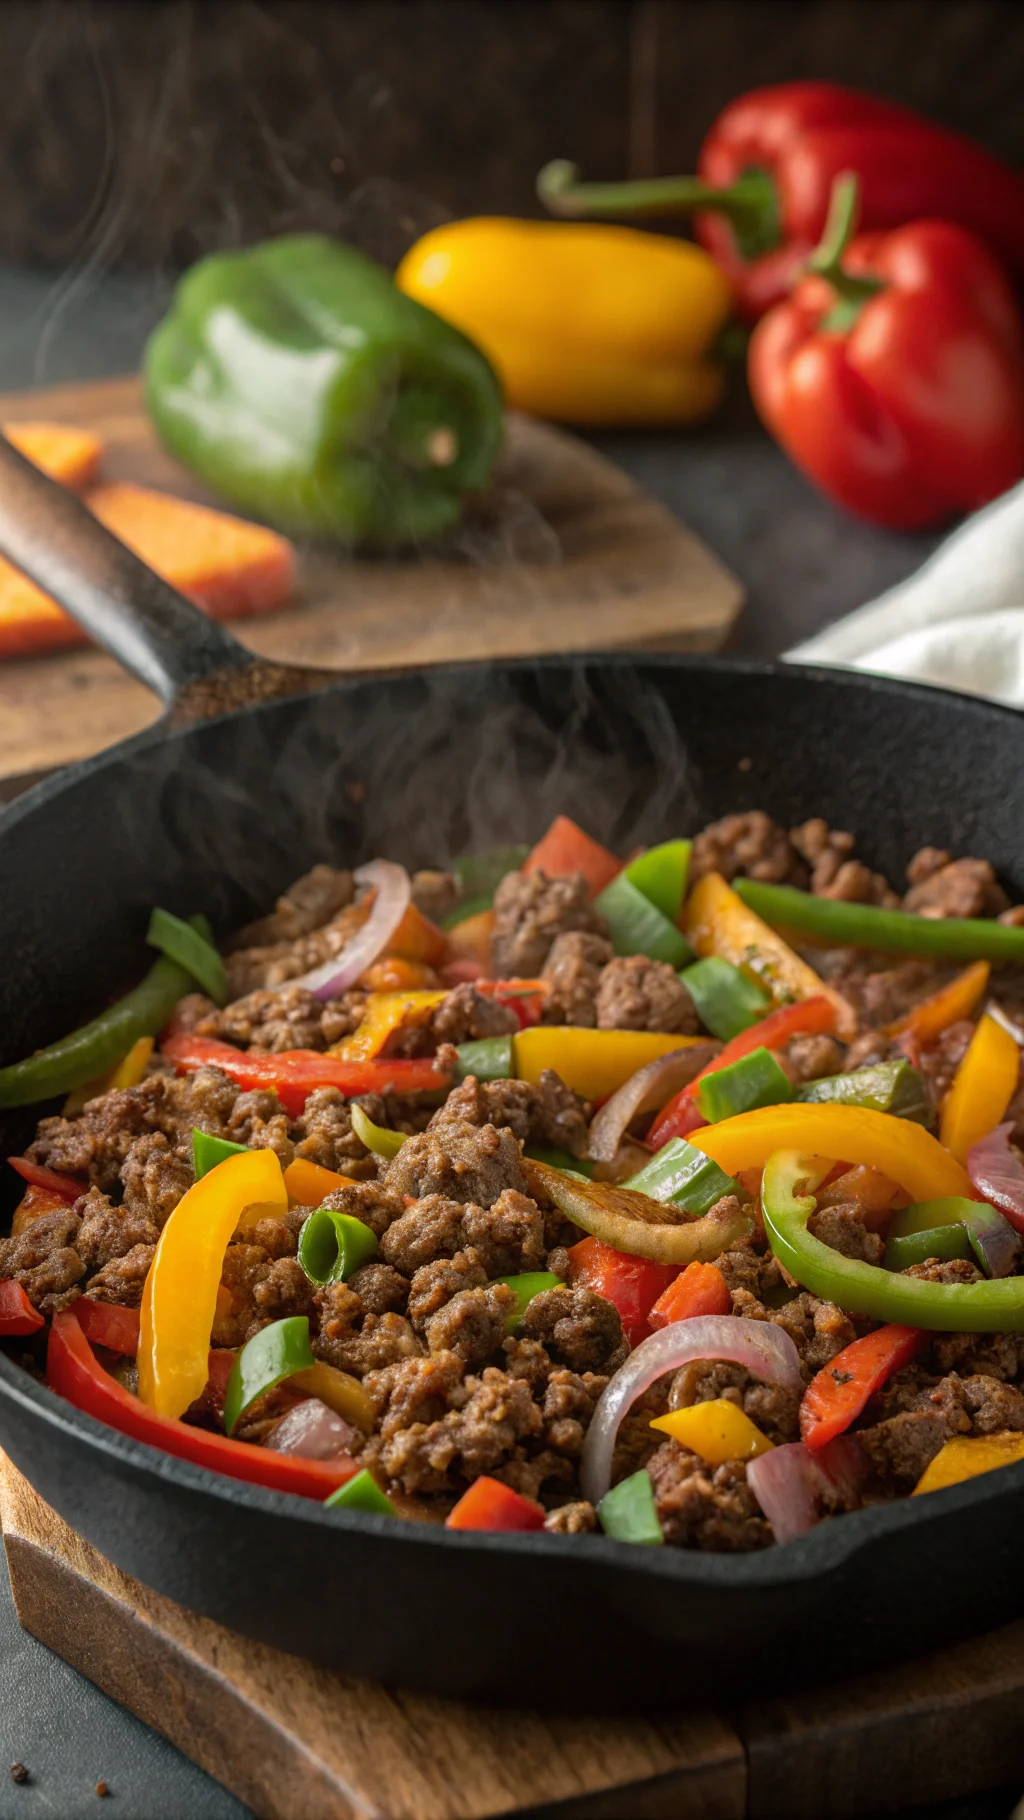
46, 1308, 358, 1501
749, 175, 1024, 529
540, 80, 1024, 322
565, 1235, 678, 1347
0, 1279, 45, 1336
161, 1032, 451, 1117
646, 996, 838, 1151
800, 1323, 926, 1449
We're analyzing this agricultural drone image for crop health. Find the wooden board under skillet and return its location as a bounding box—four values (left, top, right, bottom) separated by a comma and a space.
2, 1453, 1022, 1820
0, 375, 743, 793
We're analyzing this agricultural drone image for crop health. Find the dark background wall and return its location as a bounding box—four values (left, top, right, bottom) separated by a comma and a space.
0, 0, 1021, 273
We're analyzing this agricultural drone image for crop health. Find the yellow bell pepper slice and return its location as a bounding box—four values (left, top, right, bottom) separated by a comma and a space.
514, 1027, 703, 1102
331, 989, 447, 1062
690, 1102, 973, 1203
283, 1156, 355, 1207
885, 960, 990, 1043
138, 1148, 288, 1419
914, 1431, 1024, 1495
651, 1399, 774, 1465
939, 1012, 1020, 1163
290, 1360, 376, 1431
683, 872, 857, 1040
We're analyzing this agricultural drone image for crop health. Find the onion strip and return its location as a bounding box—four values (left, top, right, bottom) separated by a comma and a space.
588, 1043, 719, 1163
524, 1157, 752, 1266
968, 1121, 1024, 1235
294, 861, 411, 1000
580, 1314, 802, 1505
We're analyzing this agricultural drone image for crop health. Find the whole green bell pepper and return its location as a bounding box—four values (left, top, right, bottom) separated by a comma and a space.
145, 234, 504, 546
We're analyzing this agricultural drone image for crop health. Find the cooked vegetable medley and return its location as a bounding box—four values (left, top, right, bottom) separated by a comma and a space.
6, 811, 1024, 1546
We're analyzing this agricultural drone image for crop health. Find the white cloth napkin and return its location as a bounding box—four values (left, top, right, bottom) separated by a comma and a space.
787, 483, 1024, 708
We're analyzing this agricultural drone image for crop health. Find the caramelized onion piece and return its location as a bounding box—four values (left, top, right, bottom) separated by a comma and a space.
523, 1156, 752, 1266
587, 1043, 719, 1163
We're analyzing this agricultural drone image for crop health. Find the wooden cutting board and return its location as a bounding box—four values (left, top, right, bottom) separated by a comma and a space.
2, 1452, 1022, 1820
0, 376, 742, 791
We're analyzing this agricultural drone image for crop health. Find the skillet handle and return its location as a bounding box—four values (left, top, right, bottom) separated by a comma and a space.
0, 431, 319, 711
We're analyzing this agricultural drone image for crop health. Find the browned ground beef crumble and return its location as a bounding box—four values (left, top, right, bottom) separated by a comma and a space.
6, 812, 1024, 1547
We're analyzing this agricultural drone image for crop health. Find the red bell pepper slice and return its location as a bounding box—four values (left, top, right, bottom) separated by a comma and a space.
800, 1323, 927, 1450
0, 1279, 45, 1336
161, 1033, 451, 1117
445, 1475, 546, 1532
749, 177, 1024, 531
74, 1297, 142, 1357
648, 1261, 731, 1331
566, 1235, 678, 1348
478, 978, 547, 1029
46, 1309, 358, 1502
647, 996, 837, 1151
523, 816, 621, 896
8, 1156, 85, 1202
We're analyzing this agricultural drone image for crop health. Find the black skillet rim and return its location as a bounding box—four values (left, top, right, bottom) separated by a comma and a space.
2, 649, 1023, 1585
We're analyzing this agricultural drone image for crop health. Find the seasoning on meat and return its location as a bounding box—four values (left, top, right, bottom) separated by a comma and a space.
491, 869, 606, 977
595, 956, 698, 1033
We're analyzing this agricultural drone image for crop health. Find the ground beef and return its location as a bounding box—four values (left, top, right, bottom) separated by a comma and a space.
407, 1248, 488, 1331
425, 1283, 517, 1365
0, 1208, 85, 1312
164, 1066, 243, 1138
595, 956, 699, 1034
790, 818, 898, 906
195, 985, 330, 1053
903, 852, 1009, 918
223, 1090, 294, 1165
363, 1350, 466, 1439
376, 1365, 543, 1494
314, 1181, 405, 1243
716, 1245, 793, 1303
541, 1367, 606, 1458
931, 1330, 1024, 1380
491, 869, 606, 978
824, 956, 945, 1030
384, 1119, 527, 1207
430, 1072, 590, 1158
503, 1335, 555, 1393
916, 1020, 975, 1108
666, 1358, 801, 1446
764, 1291, 858, 1374
74, 1187, 158, 1272
119, 1133, 192, 1228
290, 1088, 367, 1172
904, 1258, 983, 1286
544, 1500, 597, 1534
211, 1242, 310, 1347
314, 1275, 423, 1377
961, 1374, 1024, 1432
230, 864, 355, 950
226, 899, 370, 997
859, 1383, 971, 1489
253, 1257, 316, 1325
522, 1284, 627, 1374
409, 869, 457, 923
85, 1243, 156, 1307
431, 984, 519, 1047
28, 1086, 162, 1190
168, 993, 219, 1033
647, 1441, 773, 1551
690, 812, 805, 887
541, 932, 613, 1026
347, 1261, 409, 1314
808, 1203, 885, 1266
784, 1033, 845, 1083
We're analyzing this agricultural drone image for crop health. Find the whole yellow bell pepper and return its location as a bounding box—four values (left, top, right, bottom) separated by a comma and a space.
939, 1011, 1020, 1163
914, 1431, 1024, 1494
138, 1148, 288, 1419
683, 871, 857, 1040
396, 219, 732, 426
514, 1026, 703, 1102
651, 1399, 773, 1465
691, 1102, 973, 1203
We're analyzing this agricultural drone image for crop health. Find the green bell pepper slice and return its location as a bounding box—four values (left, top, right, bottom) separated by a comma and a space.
597, 1469, 663, 1545
624, 1137, 740, 1215
795, 1059, 929, 1124
697, 1046, 793, 1123
592, 873, 693, 969
454, 1035, 515, 1083
147, 907, 228, 1006
224, 1315, 315, 1435
324, 1467, 396, 1516
192, 1129, 250, 1179
680, 956, 771, 1041
350, 1101, 406, 1159
494, 1271, 564, 1332
733, 880, 1024, 964
298, 1207, 379, 1285
453, 845, 529, 904
762, 1150, 1024, 1329
886, 1196, 1018, 1279
623, 840, 691, 923
884, 1224, 975, 1272
145, 233, 504, 548
441, 894, 494, 929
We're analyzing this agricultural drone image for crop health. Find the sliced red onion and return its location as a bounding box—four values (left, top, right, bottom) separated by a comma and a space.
265, 1398, 358, 1460
293, 860, 411, 1000
968, 1122, 1024, 1235
747, 1443, 821, 1544
812, 1432, 870, 1506
579, 1314, 802, 1506
588, 1043, 719, 1163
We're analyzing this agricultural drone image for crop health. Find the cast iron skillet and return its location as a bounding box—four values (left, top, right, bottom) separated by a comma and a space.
0, 432, 1022, 1708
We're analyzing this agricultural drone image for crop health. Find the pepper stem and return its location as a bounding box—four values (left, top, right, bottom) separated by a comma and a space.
805, 172, 885, 330
537, 160, 781, 259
